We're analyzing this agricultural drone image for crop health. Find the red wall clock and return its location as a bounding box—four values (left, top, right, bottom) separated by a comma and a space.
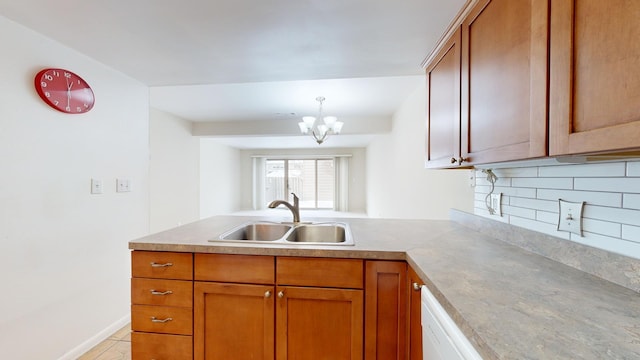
34, 68, 95, 114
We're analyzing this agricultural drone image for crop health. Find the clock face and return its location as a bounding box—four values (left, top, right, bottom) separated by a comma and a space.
34, 68, 95, 114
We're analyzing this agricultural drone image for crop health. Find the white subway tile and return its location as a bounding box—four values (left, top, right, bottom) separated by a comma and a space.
623, 194, 640, 210
536, 210, 558, 225
498, 186, 537, 198
539, 162, 626, 177
510, 216, 571, 239
571, 232, 640, 259
622, 225, 640, 243
502, 205, 536, 219
574, 177, 640, 193
510, 197, 558, 212
537, 189, 621, 207
583, 205, 640, 226
475, 176, 511, 187
583, 218, 622, 238
627, 161, 640, 176
512, 177, 573, 189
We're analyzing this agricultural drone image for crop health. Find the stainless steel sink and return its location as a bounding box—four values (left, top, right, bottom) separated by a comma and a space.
285, 224, 348, 244
214, 221, 354, 246
219, 222, 292, 241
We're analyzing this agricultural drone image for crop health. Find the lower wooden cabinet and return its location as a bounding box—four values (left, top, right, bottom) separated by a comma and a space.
276, 286, 363, 359
194, 282, 275, 360
132, 251, 420, 360
193, 254, 364, 360
407, 267, 424, 360
364, 261, 408, 360
131, 332, 192, 360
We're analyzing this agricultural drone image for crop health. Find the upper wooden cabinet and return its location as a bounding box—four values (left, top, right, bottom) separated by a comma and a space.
549, 0, 640, 155
460, 0, 549, 165
425, 0, 549, 168
425, 27, 462, 168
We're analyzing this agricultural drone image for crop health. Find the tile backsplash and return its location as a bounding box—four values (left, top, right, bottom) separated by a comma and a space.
474, 160, 640, 259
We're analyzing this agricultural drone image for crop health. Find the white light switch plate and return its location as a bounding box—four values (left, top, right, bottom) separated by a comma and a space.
91, 179, 103, 194
557, 199, 584, 236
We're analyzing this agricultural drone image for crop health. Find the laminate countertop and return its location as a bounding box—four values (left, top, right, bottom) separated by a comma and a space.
129, 211, 640, 359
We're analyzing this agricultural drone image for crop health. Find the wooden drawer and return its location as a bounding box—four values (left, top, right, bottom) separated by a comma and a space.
132, 251, 193, 280
131, 305, 193, 335
132, 278, 193, 307
131, 332, 192, 360
195, 253, 275, 284
277, 257, 364, 289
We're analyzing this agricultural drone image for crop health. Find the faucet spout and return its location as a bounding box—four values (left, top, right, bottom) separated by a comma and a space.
268, 193, 300, 223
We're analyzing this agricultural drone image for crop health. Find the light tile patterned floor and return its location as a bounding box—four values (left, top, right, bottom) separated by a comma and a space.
78, 324, 131, 360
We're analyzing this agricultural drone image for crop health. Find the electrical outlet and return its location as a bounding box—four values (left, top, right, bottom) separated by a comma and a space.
116, 178, 131, 193
557, 199, 584, 236
90, 179, 103, 194
469, 170, 476, 187
489, 193, 502, 216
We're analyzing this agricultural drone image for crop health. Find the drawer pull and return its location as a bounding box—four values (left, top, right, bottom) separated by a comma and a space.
278, 291, 285, 298
150, 316, 173, 323
150, 289, 173, 296
412, 282, 423, 291
265, 291, 272, 298
150, 262, 173, 268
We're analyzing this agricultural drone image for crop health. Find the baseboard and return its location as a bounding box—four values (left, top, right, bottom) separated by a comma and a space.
57, 314, 131, 360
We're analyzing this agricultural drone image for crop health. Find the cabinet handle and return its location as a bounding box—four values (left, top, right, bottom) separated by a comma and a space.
150, 289, 173, 296
458, 157, 467, 164
278, 291, 285, 298
412, 282, 423, 291
265, 291, 272, 298
150, 262, 173, 268
150, 316, 173, 323
450, 157, 458, 164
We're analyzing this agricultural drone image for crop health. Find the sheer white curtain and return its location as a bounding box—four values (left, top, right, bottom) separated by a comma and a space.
334, 156, 350, 211
252, 157, 266, 210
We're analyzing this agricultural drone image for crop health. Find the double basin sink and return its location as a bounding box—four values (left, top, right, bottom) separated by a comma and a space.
212, 221, 354, 246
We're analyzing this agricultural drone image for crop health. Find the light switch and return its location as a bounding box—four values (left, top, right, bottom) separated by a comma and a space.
116, 178, 131, 193
91, 179, 103, 194
557, 199, 584, 236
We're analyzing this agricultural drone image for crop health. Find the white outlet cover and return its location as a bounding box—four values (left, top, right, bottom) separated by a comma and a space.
116, 178, 131, 193
557, 199, 585, 236
489, 193, 502, 216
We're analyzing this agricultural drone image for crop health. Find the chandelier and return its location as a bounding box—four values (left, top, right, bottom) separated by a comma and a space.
298, 96, 343, 145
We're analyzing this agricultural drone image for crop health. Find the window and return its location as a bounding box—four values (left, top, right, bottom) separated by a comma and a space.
265, 158, 335, 209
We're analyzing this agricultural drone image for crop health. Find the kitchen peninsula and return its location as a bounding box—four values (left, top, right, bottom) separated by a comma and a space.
129, 210, 640, 359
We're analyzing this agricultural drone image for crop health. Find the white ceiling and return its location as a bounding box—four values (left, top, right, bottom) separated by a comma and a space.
0, 0, 466, 148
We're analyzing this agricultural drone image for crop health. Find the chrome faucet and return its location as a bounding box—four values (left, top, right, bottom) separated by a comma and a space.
268, 193, 301, 223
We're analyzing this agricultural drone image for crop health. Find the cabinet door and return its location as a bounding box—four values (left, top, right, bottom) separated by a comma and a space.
407, 267, 423, 360
549, 0, 640, 155
276, 286, 363, 360
194, 282, 275, 360
425, 27, 462, 168
461, 0, 549, 165
365, 261, 407, 360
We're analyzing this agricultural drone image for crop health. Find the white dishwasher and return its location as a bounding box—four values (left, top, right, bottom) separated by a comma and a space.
421, 285, 483, 360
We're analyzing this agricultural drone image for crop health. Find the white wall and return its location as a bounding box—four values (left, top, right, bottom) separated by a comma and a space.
200, 139, 242, 217
0, 16, 149, 359
474, 161, 640, 259
237, 148, 367, 213
149, 109, 200, 232
366, 82, 474, 219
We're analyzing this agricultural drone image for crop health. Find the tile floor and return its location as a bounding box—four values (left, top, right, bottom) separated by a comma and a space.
78, 324, 131, 360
